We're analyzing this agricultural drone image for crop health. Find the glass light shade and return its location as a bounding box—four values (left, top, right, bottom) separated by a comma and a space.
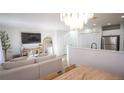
60, 13, 94, 30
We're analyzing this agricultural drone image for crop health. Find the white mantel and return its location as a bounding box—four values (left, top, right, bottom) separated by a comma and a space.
0, 40, 4, 64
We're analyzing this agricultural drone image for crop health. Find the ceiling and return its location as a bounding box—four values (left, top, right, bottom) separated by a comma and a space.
87, 13, 124, 27
0, 13, 124, 31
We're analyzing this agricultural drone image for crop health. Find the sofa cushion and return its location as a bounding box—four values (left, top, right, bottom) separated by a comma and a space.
36, 55, 56, 62
11, 56, 27, 62
2, 59, 35, 70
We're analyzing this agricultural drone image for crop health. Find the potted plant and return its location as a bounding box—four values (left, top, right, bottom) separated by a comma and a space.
0, 31, 11, 61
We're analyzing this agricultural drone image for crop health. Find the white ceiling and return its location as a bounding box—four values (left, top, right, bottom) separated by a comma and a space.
0, 13, 124, 31
88, 13, 124, 27
0, 13, 68, 31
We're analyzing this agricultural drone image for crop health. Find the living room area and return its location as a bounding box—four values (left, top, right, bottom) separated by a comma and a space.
0, 13, 69, 79
0, 13, 67, 60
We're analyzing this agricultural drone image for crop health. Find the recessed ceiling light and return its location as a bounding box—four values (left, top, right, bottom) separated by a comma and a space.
107, 23, 111, 25
93, 24, 96, 26
121, 15, 124, 18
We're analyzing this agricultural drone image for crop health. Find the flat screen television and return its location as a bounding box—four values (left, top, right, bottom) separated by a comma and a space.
21, 33, 41, 44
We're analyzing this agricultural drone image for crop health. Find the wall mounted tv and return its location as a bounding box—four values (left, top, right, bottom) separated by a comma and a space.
21, 33, 41, 44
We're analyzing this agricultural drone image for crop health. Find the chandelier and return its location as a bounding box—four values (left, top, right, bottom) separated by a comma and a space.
60, 13, 94, 30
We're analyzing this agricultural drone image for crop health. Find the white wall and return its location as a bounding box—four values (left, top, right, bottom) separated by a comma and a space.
79, 27, 102, 49
0, 40, 4, 64
69, 48, 124, 77
0, 23, 67, 58
54, 31, 67, 56
79, 32, 101, 49
0, 24, 60, 58
62, 31, 79, 55
66, 31, 79, 47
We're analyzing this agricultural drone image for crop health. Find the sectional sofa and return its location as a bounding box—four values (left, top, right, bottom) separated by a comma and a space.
0, 55, 64, 80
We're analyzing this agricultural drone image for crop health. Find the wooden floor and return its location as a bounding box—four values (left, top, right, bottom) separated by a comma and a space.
40, 64, 76, 80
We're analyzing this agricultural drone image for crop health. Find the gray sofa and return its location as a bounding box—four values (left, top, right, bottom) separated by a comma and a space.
0, 57, 64, 80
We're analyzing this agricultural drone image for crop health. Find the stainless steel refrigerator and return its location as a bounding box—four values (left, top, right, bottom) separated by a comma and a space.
101, 36, 120, 51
